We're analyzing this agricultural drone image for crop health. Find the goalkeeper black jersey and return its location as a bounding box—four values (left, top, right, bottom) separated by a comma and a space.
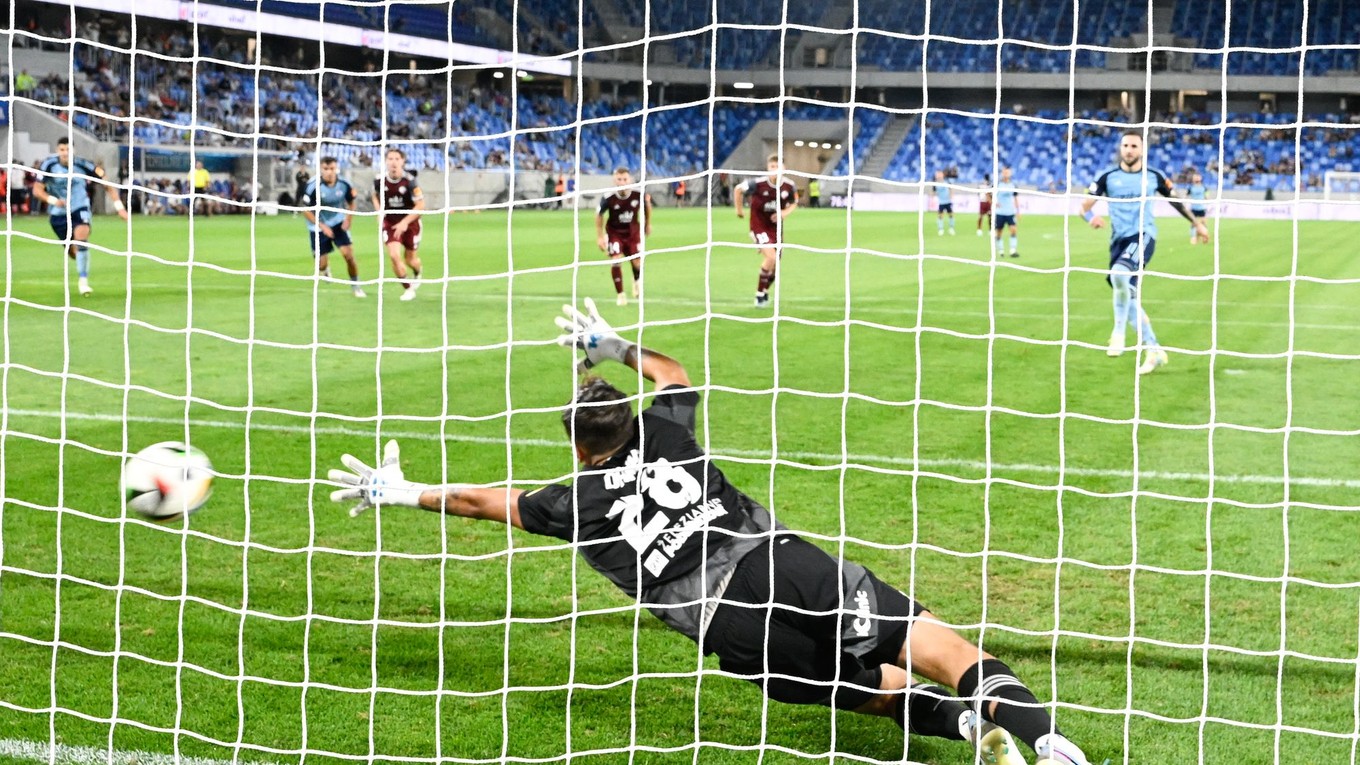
517, 386, 780, 641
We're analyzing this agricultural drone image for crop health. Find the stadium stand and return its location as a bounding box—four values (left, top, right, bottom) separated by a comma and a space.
880, 109, 1358, 192
18, 3, 1360, 192
1174, 0, 1360, 75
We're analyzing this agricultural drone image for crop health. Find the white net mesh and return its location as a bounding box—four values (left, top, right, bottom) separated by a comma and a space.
3, 1, 1360, 765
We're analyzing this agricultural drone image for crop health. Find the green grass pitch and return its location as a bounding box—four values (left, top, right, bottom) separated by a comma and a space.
1, 206, 1358, 765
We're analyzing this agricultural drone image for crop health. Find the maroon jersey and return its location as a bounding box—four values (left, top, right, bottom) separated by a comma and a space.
375, 171, 422, 226
741, 178, 796, 229
740, 177, 797, 244
598, 191, 646, 240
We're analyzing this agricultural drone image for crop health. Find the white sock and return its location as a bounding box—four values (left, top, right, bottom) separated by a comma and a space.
1110, 270, 1133, 336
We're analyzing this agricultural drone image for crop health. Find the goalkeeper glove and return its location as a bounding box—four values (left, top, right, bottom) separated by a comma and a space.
329, 439, 428, 517
554, 297, 634, 372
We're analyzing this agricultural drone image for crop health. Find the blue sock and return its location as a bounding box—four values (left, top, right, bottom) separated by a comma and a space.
1009, 234, 1017, 253
937, 218, 944, 234
1110, 269, 1134, 335
76, 246, 90, 278
948, 218, 955, 232
1127, 299, 1159, 348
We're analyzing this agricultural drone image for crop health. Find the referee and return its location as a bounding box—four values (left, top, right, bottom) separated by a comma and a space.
328, 300, 1096, 765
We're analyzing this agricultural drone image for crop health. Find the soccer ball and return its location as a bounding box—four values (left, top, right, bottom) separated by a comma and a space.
122, 442, 215, 520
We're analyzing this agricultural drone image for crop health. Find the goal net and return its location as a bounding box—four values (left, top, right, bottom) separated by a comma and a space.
3, 1, 1359, 765
1324, 170, 1360, 201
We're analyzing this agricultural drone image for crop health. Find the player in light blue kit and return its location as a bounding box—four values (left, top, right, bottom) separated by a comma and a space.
1080, 131, 1209, 375
300, 156, 365, 298
992, 167, 1019, 258
1185, 172, 1209, 244
31, 137, 128, 297
932, 170, 955, 235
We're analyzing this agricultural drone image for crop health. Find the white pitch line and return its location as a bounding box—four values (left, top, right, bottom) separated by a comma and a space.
0, 739, 288, 765
7, 408, 1358, 490
0, 739, 928, 765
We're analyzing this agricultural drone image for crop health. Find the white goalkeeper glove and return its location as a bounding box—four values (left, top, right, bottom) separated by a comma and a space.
329, 439, 428, 517
554, 297, 634, 373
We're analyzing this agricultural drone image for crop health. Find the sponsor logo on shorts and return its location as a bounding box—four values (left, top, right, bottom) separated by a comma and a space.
852, 589, 872, 636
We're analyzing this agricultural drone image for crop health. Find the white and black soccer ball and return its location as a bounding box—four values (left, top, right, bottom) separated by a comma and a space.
122, 442, 215, 520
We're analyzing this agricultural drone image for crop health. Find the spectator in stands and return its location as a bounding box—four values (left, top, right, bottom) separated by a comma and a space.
8, 165, 28, 214
139, 179, 164, 215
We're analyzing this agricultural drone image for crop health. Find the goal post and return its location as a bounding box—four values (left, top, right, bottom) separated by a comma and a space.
1323, 170, 1360, 202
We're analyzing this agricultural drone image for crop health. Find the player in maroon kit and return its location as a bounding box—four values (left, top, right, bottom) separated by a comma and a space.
595, 167, 653, 306
977, 174, 993, 237
372, 148, 425, 301
734, 154, 798, 307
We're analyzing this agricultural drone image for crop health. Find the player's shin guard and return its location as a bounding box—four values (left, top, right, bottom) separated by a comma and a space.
895, 684, 968, 741
75, 246, 90, 278
611, 265, 624, 293
956, 658, 1056, 750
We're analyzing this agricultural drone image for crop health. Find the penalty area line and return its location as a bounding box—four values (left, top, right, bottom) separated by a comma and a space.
7, 408, 1359, 490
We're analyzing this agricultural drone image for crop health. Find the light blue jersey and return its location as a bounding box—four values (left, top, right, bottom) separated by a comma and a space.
993, 181, 1018, 216
934, 183, 951, 205
300, 176, 356, 231
1088, 165, 1174, 241
39, 155, 100, 216
1187, 183, 1207, 212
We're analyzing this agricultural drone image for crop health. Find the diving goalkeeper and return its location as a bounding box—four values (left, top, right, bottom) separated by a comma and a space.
328, 299, 1096, 765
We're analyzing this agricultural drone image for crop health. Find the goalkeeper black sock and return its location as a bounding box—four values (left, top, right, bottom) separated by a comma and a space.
895, 684, 968, 740
955, 658, 1056, 750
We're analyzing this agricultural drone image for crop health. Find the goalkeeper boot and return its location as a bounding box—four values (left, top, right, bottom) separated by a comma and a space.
78, 277, 92, 297
966, 713, 1026, 765
616, 292, 627, 306
352, 286, 367, 298
1105, 329, 1125, 357
400, 286, 417, 302
1137, 348, 1169, 376
1034, 733, 1092, 765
